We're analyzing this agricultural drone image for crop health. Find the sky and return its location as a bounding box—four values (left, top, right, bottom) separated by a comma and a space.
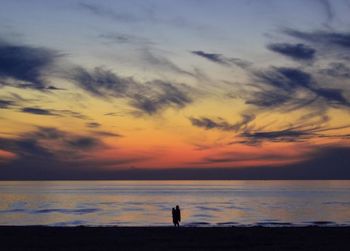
1, 0, 350, 179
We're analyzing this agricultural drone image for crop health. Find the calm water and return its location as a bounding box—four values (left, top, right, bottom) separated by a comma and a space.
0, 180, 350, 227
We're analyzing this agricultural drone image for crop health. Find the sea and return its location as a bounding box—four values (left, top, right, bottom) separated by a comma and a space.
0, 180, 349, 227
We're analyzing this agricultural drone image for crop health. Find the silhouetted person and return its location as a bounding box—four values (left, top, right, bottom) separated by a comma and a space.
174, 205, 181, 227
172, 207, 177, 227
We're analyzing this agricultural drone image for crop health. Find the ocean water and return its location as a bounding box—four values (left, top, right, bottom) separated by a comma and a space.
0, 180, 349, 227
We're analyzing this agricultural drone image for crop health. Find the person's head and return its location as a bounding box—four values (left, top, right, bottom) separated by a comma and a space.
176, 205, 179, 209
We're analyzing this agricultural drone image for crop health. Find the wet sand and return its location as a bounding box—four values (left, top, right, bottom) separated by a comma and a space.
0, 226, 349, 250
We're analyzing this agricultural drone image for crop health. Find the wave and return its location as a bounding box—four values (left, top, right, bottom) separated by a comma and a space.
196, 206, 221, 211
185, 222, 211, 226
0, 208, 26, 213
32, 208, 100, 215
323, 201, 350, 206
192, 213, 214, 218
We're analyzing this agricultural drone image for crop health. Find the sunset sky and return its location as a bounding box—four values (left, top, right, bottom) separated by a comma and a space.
1, 0, 350, 179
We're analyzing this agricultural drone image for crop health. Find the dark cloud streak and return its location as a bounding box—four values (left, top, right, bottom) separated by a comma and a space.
70, 67, 193, 115
0, 40, 60, 90
0, 99, 15, 109
21, 107, 57, 116
189, 114, 255, 132
284, 29, 350, 49
248, 67, 350, 110
78, 3, 140, 23
267, 43, 316, 60
191, 50, 251, 69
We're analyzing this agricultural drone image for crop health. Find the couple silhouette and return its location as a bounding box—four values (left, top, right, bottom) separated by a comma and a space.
172, 205, 181, 227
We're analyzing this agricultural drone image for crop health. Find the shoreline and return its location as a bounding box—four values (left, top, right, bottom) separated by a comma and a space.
1, 226, 349, 250
1, 220, 349, 227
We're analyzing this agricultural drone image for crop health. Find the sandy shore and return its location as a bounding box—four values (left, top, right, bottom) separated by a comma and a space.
0, 226, 349, 250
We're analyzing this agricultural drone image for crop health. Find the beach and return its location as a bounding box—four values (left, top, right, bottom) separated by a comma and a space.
0, 226, 349, 250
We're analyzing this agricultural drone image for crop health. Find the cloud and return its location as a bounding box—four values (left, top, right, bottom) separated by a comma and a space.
0, 127, 103, 160
141, 49, 194, 76
18, 107, 90, 120
57, 110, 90, 120
0, 99, 15, 109
86, 122, 101, 128
313, 87, 349, 105
130, 81, 192, 115
255, 67, 313, 90
190, 107, 349, 145
237, 122, 350, 145
317, 0, 334, 22
104, 112, 124, 117
71, 67, 132, 98
92, 131, 122, 137
46, 85, 66, 91
21, 107, 57, 116
240, 129, 313, 144
0, 137, 53, 160
70, 67, 193, 115
319, 62, 350, 78
29, 127, 65, 140
65, 137, 101, 149
191, 50, 251, 69
28, 108, 89, 120
99, 32, 154, 46
191, 50, 226, 64
0, 127, 150, 179
245, 91, 305, 108
284, 29, 350, 50
198, 151, 298, 164
0, 40, 60, 90
189, 114, 255, 132
78, 2, 140, 23
267, 43, 316, 61
247, 67, 350, 110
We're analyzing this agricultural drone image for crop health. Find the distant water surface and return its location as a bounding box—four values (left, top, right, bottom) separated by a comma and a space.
0, 180, 349, 226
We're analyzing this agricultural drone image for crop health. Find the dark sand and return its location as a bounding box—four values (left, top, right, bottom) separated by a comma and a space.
0, 226, 349, 250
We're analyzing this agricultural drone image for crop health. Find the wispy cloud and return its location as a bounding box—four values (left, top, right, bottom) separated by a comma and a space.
319, 62, 350, 78
0, 99, 15, 109
189, 114, 255, 132
284, 29, 350, 50
99, 32, 154, 46
0, 40, 60, 90
236, 119, 350, 145
245, 67, 350, 111
191, 50, 251, 69
0, 127, 104, 160
86, 122, 101, 128
78, 2, 141, 23
91, 131, 122, 138
317, 0, 334, 23
130, 81, 192, 115
17, 106, 90, 120
198, 151, 300, 164
141, 49, 194, 76
0, 127, 150, 179
267, 43, 316, 61
70, 67, 194, 115
21, 107, 57, 116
